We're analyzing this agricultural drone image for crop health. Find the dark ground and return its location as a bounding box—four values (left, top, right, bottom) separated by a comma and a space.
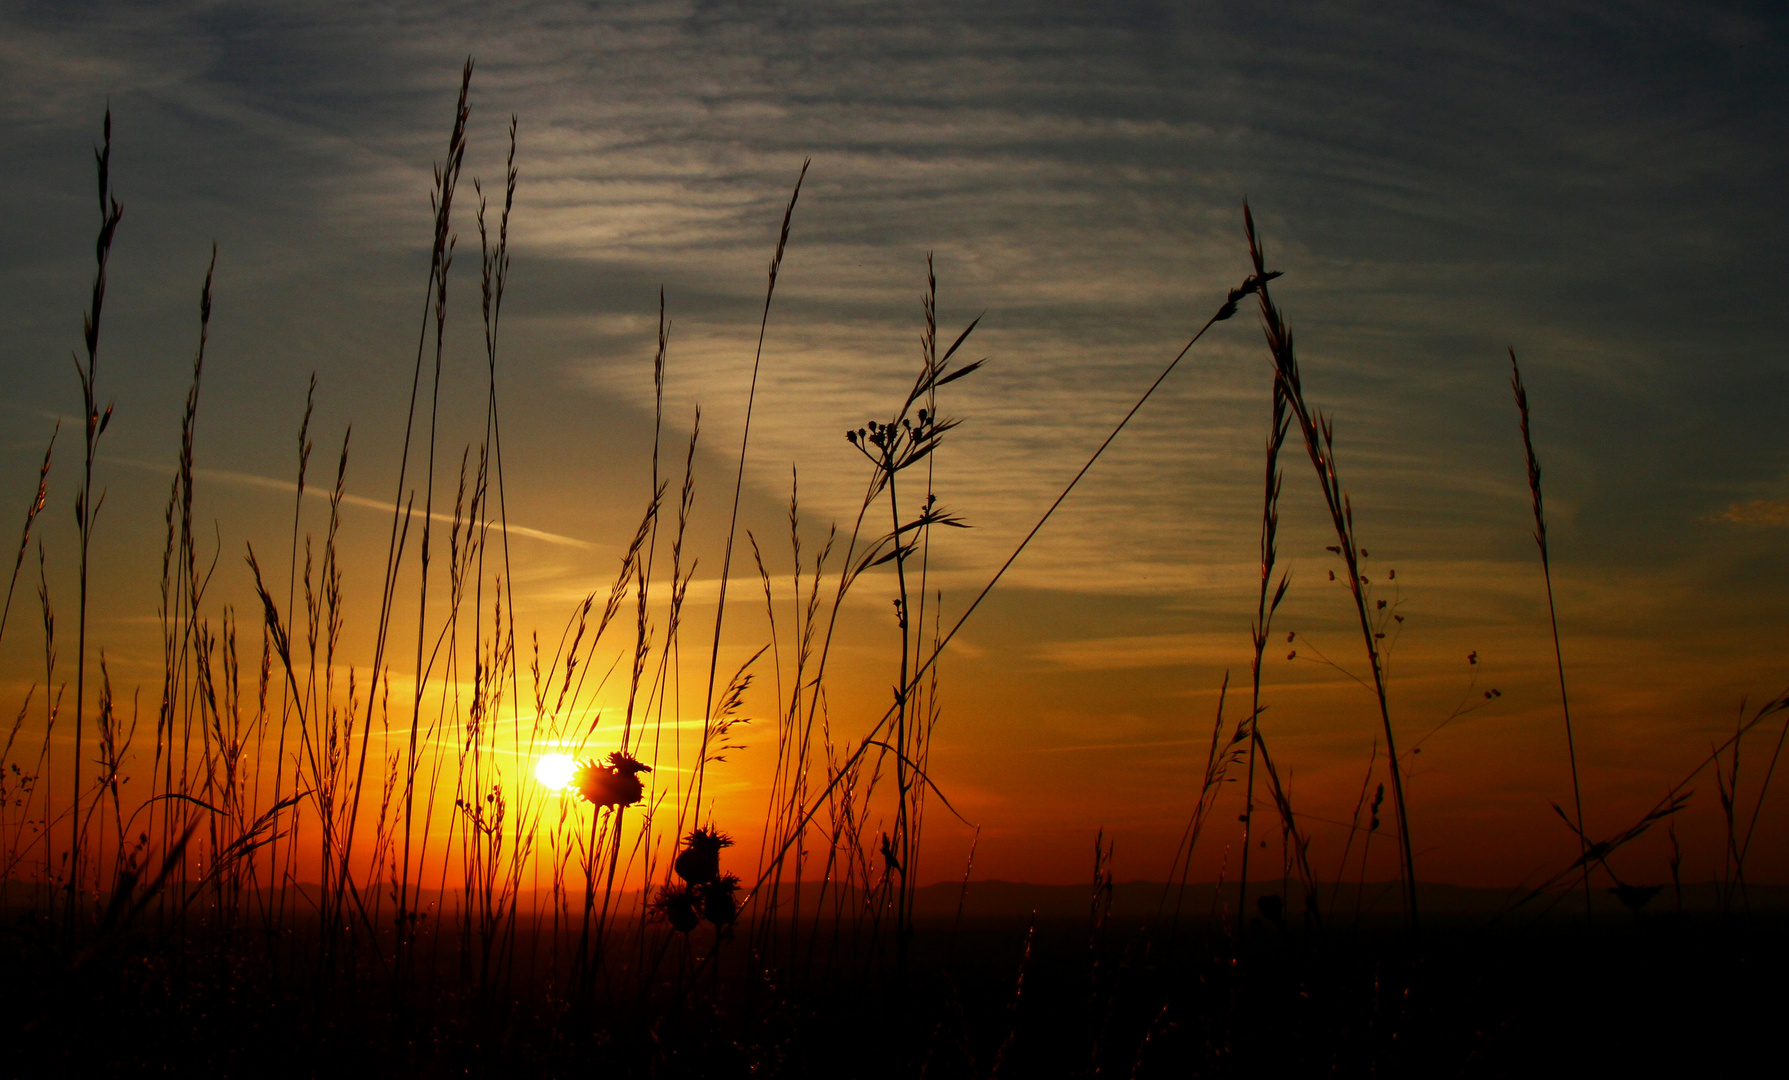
2, 894, 1781, 1078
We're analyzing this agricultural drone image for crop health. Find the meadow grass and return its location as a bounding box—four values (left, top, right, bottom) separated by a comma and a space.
3, 69, 1788, 1078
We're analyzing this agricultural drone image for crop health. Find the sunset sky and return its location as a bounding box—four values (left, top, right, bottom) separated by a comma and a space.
2, 1, 1786, 890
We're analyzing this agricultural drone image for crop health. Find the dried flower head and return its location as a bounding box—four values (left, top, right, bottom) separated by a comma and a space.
700, 873, 741, 928
649, 882, 703, 933
674, 827, 734, 886
572, 750, 652, 809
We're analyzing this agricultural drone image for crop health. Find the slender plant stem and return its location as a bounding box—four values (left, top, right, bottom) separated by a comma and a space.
1510, 348, 1591, 928
703, 161, 809, 726
1236, 379, 1289, 937
71, 109, 124, 923
1245, 205, 1419, 934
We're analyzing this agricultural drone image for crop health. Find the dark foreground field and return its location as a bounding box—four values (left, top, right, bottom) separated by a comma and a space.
4, 886, 1781, 1079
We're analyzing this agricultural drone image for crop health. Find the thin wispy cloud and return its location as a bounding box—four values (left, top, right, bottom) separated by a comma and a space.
105, 455, 599, 550
1715, 499, 1789, 527
5, 4, 1781, 602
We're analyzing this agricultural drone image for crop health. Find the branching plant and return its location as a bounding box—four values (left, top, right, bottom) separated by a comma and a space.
1245, 205, 1421, 934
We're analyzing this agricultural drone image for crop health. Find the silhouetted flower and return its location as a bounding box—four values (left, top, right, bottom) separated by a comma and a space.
650, 882, 702, 933
700, 873, 741, 929
572, 750, 652, 809
674, 827, 734, 886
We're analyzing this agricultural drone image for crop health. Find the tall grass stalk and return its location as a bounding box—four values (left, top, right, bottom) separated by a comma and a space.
701, 160, 808, 734
262, 373, 313, 944
1736, 697, 1789, 894
397, 60, 474, 972
69, 107, 124, 920
1, 433, 57, 900
745, 267, 1270, 926
1235, 372, 1291, 934
467, 113, 523, 999
1158, 673, 1242, 934
1513, 689, 1789, 912
1244, 204, 1419, 933
1509, 348, 1592, 926
0, 429, 55, 649
1329, 739, 1377, 920
160, 244, 217, 926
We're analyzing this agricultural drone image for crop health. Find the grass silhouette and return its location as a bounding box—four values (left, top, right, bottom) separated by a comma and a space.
2, 67, 1787, 1078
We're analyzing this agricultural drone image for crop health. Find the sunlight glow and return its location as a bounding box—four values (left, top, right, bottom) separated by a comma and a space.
534, 753, 577, 791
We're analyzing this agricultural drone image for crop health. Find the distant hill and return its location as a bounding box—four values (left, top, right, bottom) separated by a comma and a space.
912, 879, 1789, 923
10, 878, 1781, 923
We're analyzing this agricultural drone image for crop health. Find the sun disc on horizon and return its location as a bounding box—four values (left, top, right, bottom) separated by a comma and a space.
535, 753, 577, 791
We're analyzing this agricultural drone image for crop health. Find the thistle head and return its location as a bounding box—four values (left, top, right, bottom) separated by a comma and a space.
649, 883, 703, 933
572, 752, 651, 809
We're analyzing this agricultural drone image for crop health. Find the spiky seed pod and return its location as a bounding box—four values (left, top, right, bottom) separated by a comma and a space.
606, 750, 649, 806
700, 873, 741, 928
609, 771, 644, 808
570, 759, 604, 805
607, 750, 650, 775
572, 751, 653, 810
674, 828, 734, 885
650, 883, 702, 933
674, 848, 715, 886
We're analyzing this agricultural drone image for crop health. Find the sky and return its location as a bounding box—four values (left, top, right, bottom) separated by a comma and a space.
1, 0, 1786, 890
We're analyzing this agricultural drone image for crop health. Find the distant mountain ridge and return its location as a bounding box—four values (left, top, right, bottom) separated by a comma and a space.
10, 879, 1778, 921
912, 879, 1789, 920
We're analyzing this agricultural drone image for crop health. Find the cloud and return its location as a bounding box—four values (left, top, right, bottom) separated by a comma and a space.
104, 456, 598, 550
2, 0, 1786, 606
1033, 632, 1219, 672
1716, 499, 1789, 527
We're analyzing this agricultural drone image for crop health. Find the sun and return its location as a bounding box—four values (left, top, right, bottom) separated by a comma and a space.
534, 753, 577, 791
